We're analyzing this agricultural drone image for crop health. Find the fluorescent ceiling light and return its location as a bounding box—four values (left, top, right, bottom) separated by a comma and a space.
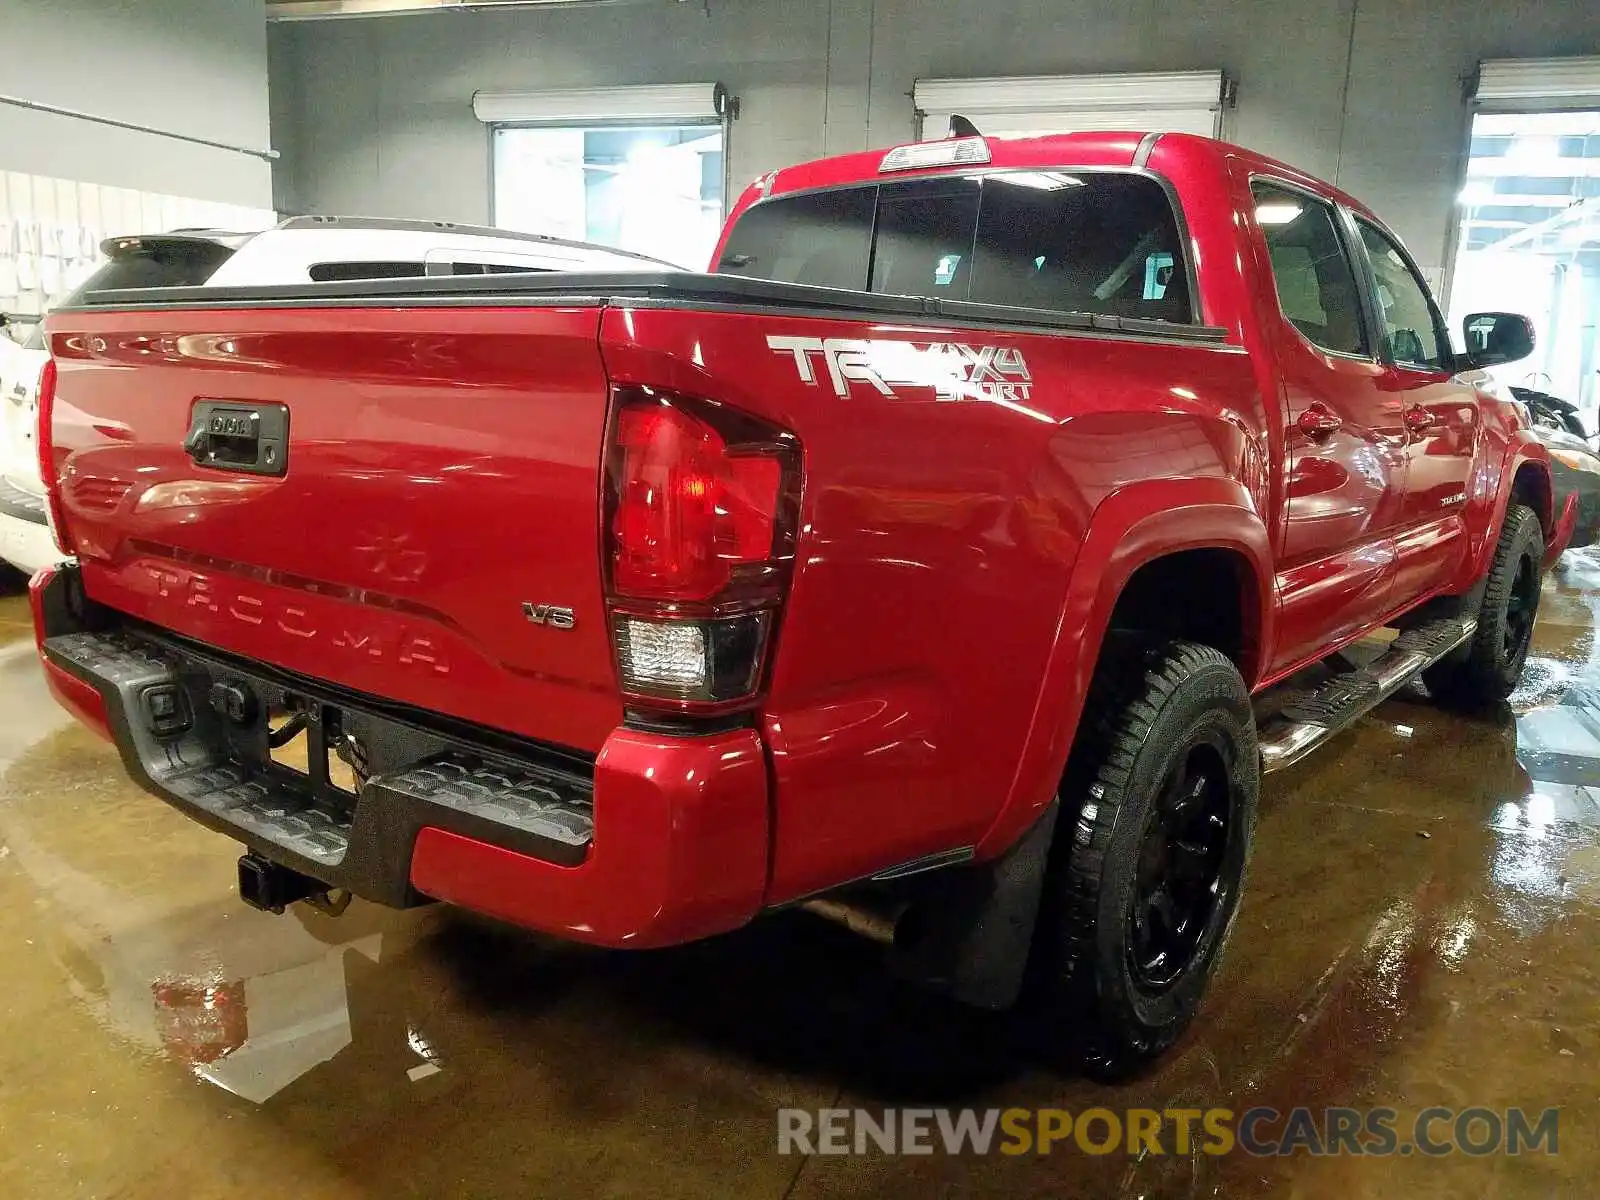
268, 0, 610, 20
990, 171, 1085, 190
1254, 202, 1303, 225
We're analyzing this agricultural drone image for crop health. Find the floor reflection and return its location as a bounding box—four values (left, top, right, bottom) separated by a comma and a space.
1495, 544, 1600, 919
0, 785, 432, 1104
0, 560, 1598, 1198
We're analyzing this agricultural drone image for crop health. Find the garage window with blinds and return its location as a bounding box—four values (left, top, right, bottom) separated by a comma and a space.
1448, 56, 1600, 428
1, 170, 273, 342
913, 71, 1229, 141
475, 83, 732, 270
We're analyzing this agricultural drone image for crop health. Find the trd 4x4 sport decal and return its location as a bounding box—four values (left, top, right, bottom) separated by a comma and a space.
766, 335, 1032, 404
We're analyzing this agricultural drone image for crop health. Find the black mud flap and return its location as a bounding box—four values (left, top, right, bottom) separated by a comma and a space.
889, 802, 1060, 1010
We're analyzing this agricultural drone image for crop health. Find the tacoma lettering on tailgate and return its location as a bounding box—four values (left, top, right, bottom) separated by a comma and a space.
142, 564, 451, 675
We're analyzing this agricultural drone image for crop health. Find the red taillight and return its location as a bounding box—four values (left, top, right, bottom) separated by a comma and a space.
604, 388, 799, 710
611, 403, 783, 602
35, 357, 75, 556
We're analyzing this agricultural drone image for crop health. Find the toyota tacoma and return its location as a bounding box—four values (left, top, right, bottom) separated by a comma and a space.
28, 131, 1567, 1070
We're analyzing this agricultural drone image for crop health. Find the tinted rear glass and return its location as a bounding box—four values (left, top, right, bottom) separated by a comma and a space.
870, 178, 980, 298
447, 261, 551, 275
306, 260, 552, 281
24, 239, 236, 349
309, 260, 427, 281
78, 241, 235, 294
716, 187, 874, 289
718, 171, 1194, 323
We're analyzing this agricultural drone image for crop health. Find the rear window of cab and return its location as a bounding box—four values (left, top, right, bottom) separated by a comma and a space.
715, 171, 1194, 324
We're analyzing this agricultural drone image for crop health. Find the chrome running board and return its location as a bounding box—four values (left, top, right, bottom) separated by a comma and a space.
1258, 618, 1477, 774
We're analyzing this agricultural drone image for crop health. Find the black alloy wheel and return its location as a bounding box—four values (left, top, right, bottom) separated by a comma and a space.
1125, 739, 1235, 994
1028, 638, 1258, 1075
1424, 503, 1544, 707
1503, 553, 1539, 666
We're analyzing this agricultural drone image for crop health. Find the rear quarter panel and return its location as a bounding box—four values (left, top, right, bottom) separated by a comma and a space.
603, 306, 1267, 901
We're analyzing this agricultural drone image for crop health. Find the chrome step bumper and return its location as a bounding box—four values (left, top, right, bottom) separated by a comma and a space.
1258, 618, 1477, 774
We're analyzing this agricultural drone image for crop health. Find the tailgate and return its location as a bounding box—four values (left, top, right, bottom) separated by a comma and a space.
45, 304, 621, 752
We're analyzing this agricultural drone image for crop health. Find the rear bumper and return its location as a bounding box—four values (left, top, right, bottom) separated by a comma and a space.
30, 565, 770, 948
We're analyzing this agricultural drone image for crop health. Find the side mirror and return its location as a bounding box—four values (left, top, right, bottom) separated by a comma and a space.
1460, 311, 1535, 369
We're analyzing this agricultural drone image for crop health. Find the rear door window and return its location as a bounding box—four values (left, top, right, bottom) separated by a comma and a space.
1250, 182, 1369, 357
718, 171, 1195, 323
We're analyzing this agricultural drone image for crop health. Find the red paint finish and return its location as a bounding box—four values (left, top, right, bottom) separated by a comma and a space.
1385, 365, 1476, 604
31, 565, 113, 739
600, 305, 1266, 899
1456, 409, 1563, 586
40, 131, 1551, 938
979, 477, 1277, 860
41, 656, 112, 741
152, 980, 250, 1066
409, 726, 768, 947
1268, 330, 1408, 671
45, 307, 623, 753
1550, 487, 1580, 567
1274, 539, 1395, 675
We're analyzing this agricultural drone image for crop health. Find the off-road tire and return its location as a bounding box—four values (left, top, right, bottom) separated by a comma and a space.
1027, 638, 1258, 1077
1424, 503, 1543, 707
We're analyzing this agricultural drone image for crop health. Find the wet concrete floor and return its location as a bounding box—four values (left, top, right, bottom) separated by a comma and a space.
0, 558, 1597, 1198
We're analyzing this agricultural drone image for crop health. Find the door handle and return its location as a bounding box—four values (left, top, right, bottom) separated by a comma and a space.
1404, 406, 1437, 434
183, 401, 289, 476
1297, 403, 1342, 440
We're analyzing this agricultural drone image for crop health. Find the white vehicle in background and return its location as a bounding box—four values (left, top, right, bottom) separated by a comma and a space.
0, 217, 674, 576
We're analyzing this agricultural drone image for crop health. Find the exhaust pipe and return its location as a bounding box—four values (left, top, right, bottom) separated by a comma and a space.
238, 854, 325, 914
800, 896, 899, 945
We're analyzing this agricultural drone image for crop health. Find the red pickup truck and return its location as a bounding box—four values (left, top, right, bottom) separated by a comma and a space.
29, 131, 1564, 1071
